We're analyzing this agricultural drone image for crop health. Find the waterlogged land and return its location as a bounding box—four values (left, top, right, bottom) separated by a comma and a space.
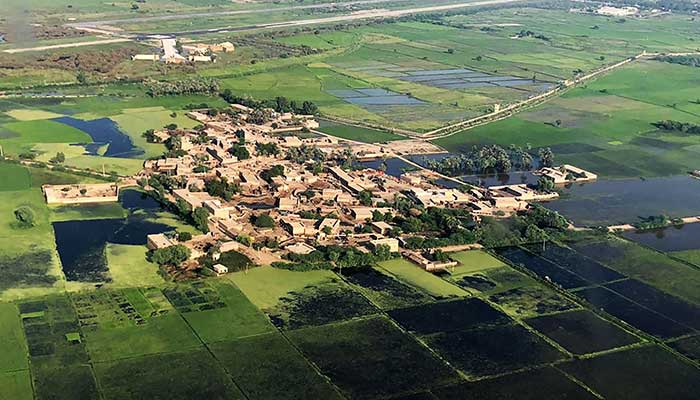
2, 2, 700, 399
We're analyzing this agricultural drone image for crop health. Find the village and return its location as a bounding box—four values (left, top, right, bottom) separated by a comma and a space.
41, 103, 596, 275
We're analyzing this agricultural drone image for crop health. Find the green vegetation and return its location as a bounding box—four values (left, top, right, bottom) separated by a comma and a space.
436, 60, 700, 178
180, 280, 274, 344
378, 258, 468, 298
105, 244, 164, 288
317, 120, 406, 143
0, 303, 28, 372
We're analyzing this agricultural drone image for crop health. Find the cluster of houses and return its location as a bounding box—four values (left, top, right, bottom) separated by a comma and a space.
41, 102, 596, 275
133, 103, 595, 273
132, 38, 234, 64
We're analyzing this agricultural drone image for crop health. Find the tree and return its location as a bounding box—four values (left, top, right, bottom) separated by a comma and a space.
254, 214, 276, 228
14, 206, 35, 227
358, 190, 373, 206
50, 152, 65, 164
192, 207, 210, 233
178, 231, 192, 242
76, 71, 88, 85
229, 145, 250, 160
538, 147, 554, 168
172, 200, 189, 218
150, 245, 191, 266
536, 176, 555, 193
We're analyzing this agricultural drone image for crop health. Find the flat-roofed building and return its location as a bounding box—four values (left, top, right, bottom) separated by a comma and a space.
369, 238, 399, 253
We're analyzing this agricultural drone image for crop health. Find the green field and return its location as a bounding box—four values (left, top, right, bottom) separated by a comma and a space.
317, 120, 407, 143
378, 258, 469, 298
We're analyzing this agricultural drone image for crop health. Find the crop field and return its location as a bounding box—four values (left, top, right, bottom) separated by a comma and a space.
378, 258, 468, 298
427, 323, 565, 379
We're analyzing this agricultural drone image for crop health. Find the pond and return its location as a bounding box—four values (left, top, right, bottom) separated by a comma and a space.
547, 176, 700, 227
53, 217, 174, 282
52, 116, 143, 158
620, 223, 700, 252
53, 190, 176, 282
356, 157, 416, 178
461, 171, 538, 187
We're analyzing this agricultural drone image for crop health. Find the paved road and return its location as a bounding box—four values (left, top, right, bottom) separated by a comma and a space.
3, 38, 131, 54
66, 0, 413, 29
73, 0, 524, 37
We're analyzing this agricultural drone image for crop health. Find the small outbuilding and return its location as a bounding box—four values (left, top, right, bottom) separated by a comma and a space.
212, 264, 229, 275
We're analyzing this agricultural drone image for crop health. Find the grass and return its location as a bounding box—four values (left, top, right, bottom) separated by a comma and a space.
316, 120, 406, 143
105, 244, 164, 288
448, 250, 506, 276
32, 143, 144, 175
1, 120, 91, 155
0, 163, 31, 191
4, 109, 63, 121
111, 109, 198, 159
0, 303, 29, 372
181, 280, 274, 344
378, 258, 468, 299
226, 266, 338, 310
0, 189, 65, 301
0, 370, 33, 400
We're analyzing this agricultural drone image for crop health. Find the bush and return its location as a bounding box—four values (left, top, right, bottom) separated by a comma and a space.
150, 245, 191, 266
178, 231, 193, 242
254, 214, 276, 228
14, 206, 35, 228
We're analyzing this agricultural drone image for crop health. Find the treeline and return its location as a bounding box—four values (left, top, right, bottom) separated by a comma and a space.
220, 89, 319, 115
652, 120, 700, 134
144, 77, 220, 97
423, 145, 554, 176
654, 55, 700, 68
272, 244, 394, 271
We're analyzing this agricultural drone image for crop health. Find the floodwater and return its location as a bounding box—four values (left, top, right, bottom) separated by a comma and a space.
547, 176, 700, 226
53, 190, 174, 282
621, 223, 700, 252
356, 157, 415, 178
53, 116, 143, 158
461, 171, 538, 187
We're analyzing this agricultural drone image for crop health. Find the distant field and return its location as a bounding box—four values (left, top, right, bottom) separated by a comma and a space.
317, 120, 406, 143
435, 60, 700, 178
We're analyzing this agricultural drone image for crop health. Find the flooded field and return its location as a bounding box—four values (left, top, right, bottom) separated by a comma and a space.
52, 116, 142, 158
621, 223, 700, 252
525, 310, 640, 355
426, 323, 564, 378
388, 298, 511, 335
548, 176, 700, 226
559, 345, 700, 400
575, 286, 692, 339
494, 247, 589, 289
